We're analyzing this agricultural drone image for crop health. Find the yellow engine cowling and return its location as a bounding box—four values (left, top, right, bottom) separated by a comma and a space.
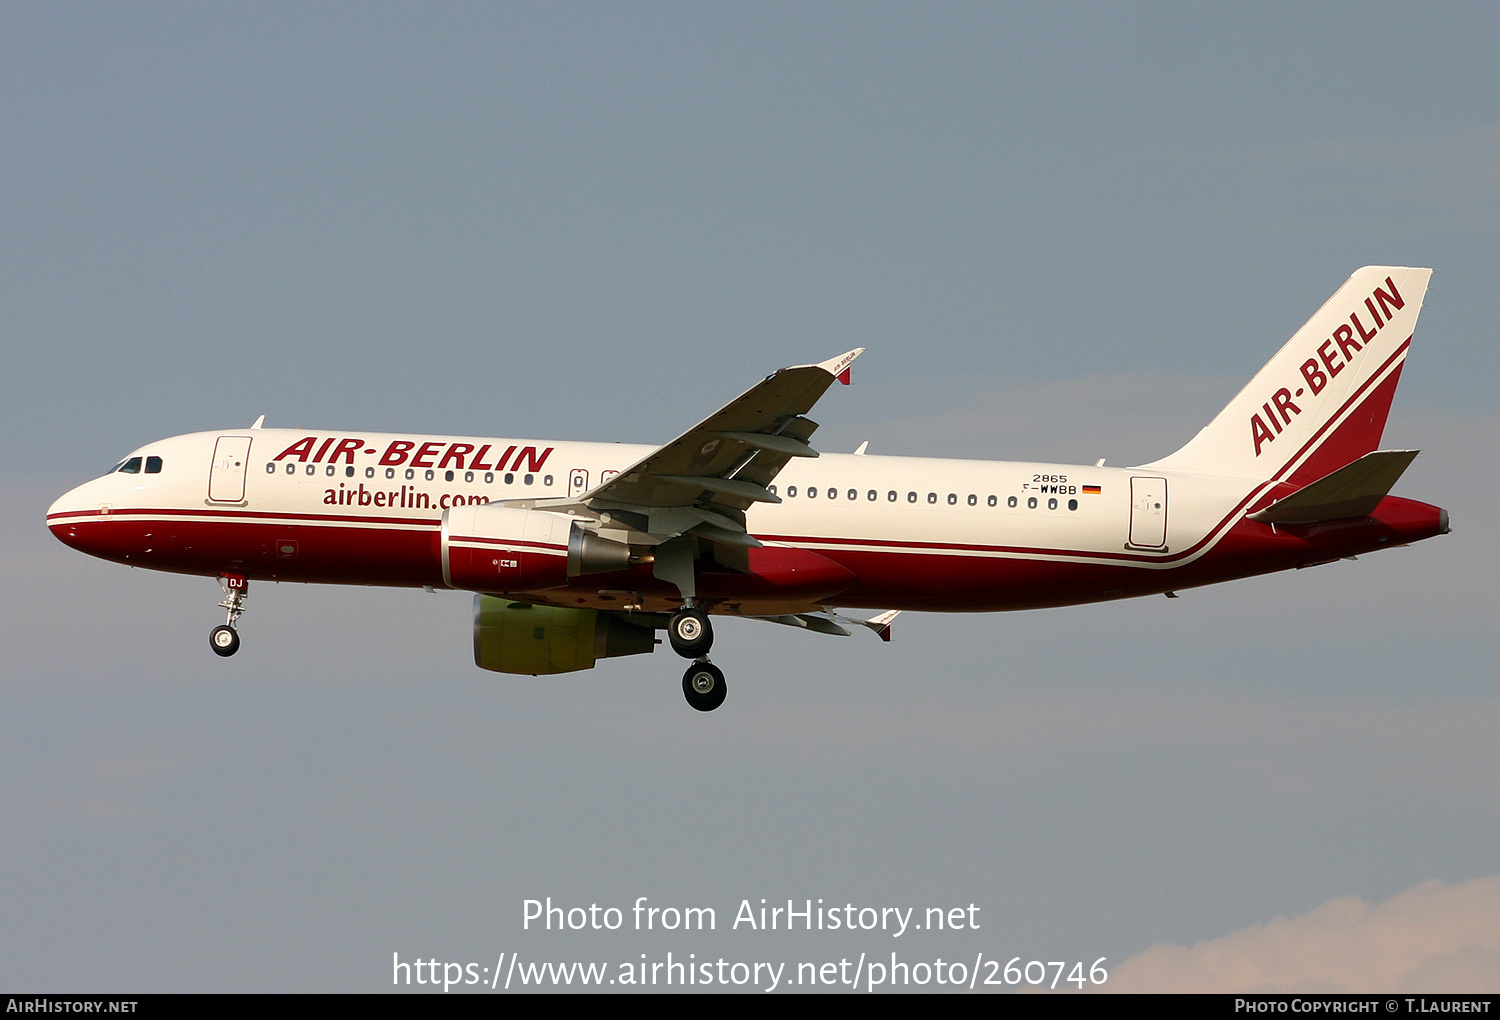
472, 596, 656, 675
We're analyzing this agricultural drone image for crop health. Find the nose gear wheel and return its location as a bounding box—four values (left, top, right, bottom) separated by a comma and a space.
210, 575, 248, 657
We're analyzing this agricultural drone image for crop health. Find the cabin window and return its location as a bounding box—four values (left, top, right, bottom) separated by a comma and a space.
947, 493, 957, 505
265, 463, 276, 474
325, 465, 335, 477
848, 489, 858, 501
808, 486, 818, 498
544, 475, 554, 486
484, 472, 494, 484
888, 491, 898, 502
504, 473, 515, 484
425, 470, 435, 481
987, 495, 997, 507
1048, 497, 1058, 510
867, 490, 877, 501
1068, 499, 1078, 511
967, 494, 977, 506
306, 465, 315, 476
286, 464, 295, 475
787, 485, 797, 497
1027, 497, 1037, 509
362, 467, 371, 478
405, 469, 415, 480
907, 491, 917, 503
524, 474, 534, 485
927, 492, 937, 504
1008, 496, 1017, 508
464, 471, 474, 483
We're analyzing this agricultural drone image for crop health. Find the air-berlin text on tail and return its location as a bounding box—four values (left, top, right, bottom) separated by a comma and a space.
273, 436, 554, 473
1250, 275, 1407, 457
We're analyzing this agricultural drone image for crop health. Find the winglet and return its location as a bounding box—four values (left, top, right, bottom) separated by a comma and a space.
865, 609, 899, 642
823, 607, 900, 642
815, 348, 865, 385
250, 414, 266, 429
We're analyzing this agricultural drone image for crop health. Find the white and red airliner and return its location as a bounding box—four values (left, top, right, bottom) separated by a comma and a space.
48, 267, 1447, 710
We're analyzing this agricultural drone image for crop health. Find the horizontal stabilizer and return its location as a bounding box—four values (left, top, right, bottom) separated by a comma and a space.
1247, 450, 1419, 524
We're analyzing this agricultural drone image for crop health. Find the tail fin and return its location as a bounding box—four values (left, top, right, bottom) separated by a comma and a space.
1146, 267, 1431, 484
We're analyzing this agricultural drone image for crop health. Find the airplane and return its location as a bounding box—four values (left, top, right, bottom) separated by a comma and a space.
47, 266, 1448, 711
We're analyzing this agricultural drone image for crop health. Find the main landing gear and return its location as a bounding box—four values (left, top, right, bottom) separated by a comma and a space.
667, 606, 713, 657
681, 660, 726, 712
668, 605, 725, 711
210, 575, 248, 658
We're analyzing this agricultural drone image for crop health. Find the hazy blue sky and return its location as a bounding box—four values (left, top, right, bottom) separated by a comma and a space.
4, 2, 1497, 992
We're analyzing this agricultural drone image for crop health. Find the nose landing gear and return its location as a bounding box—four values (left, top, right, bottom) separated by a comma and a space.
210, 574, 248, 657
209, 625, 240, 656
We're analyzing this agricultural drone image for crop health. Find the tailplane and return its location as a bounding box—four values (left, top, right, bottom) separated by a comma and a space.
1246, 449, 1419, 524
1146, 267, 1431, 484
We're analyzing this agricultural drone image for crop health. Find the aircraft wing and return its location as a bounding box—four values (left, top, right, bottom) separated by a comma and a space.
581, 348, 863, 551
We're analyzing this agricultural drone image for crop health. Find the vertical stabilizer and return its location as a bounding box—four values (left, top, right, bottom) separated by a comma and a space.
1145, 267, 1431, 484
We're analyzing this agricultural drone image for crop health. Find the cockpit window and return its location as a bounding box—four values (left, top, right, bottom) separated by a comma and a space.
117, 457, 143, 474
145, 456, 163, 474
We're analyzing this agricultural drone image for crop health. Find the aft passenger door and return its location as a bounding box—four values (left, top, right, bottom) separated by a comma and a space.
208, 436, 253, 504
1128, 475, 1168, 549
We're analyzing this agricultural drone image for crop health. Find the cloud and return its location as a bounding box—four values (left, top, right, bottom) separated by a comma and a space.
1103, 873, 1500, 992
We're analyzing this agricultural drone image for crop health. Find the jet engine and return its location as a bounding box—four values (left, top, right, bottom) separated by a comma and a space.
442, 503, 631, 592
472, 597, 656, 674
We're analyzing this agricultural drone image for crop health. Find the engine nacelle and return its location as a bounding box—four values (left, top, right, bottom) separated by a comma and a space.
443, 503, 631, 593
472, 596, 656, 675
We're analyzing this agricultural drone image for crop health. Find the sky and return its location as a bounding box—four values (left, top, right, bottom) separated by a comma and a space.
3, 1, 1498, 993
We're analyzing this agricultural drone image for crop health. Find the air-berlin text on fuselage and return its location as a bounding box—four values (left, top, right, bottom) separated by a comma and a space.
273, 437, 554, 473
1250, 276, 1406, 457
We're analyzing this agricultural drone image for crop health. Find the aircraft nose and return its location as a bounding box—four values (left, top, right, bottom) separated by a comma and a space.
47, 481, 102, 550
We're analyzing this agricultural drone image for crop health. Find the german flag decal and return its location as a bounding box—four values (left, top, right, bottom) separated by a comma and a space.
1082, 485, 1102, 495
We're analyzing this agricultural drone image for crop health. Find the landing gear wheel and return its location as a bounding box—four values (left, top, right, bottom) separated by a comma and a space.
212, 575, 249, 658
209, 625, 240, 657
668, 608, 713, 658
681, 661, 727, 712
